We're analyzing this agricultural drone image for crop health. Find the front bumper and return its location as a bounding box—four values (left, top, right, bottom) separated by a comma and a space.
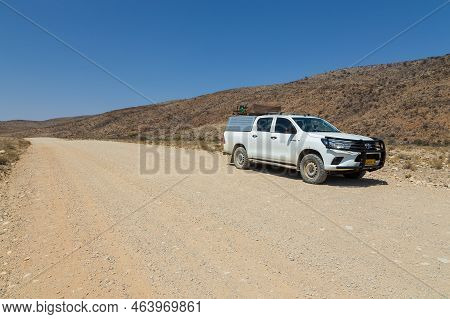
323, 139, 386, 172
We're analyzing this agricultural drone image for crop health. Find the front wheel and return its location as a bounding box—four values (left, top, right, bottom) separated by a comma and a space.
299, 154, 327, 184
233, 146, 250, 169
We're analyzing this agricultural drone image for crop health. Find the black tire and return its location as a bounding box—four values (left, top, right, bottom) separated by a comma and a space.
233, 146, 250, 169
343, 171, 366, 179
299, 154, 327, 184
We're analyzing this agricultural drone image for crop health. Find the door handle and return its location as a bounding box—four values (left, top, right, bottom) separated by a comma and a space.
271, 136, 277, 140
252, 134, 258, 138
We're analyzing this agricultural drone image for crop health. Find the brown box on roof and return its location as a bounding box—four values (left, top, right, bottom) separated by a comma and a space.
246, 103, 282, 115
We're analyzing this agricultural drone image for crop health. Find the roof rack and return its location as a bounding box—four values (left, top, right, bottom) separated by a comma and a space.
232, 104, 317, 117
274, 112, 315, 116
233, 103, 281, 116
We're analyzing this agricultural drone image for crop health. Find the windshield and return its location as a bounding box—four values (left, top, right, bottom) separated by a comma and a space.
293, 117, 340, 133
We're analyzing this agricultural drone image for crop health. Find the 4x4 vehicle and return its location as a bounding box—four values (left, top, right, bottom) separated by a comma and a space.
223, 114, 385, 184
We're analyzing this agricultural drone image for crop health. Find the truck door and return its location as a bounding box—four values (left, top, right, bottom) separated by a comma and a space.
270, 117, 298, 164
247, 116, 274, 160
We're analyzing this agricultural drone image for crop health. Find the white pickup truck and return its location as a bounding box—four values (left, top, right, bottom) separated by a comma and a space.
223, 114, 385, 184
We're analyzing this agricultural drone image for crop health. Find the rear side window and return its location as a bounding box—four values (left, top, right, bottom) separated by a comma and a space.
275, 118, 297, 134
257, 118, 273, 132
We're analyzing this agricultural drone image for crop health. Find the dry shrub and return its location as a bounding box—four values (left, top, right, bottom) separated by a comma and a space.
0, 155, 8, 166
0, 138, 30, 173
397, 152, 411, 160
430, 158, 443, 170
403, 160, 416, 170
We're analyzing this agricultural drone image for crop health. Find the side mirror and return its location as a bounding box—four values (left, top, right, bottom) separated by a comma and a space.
289, 127, 297, 134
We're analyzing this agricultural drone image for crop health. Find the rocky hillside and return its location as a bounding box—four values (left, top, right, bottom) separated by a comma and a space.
1, 54, 449, 145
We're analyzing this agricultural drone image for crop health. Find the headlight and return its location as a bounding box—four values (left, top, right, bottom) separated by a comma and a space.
374, 141, 383, 150
321, 138, 354, 150
367, 140, 383, 151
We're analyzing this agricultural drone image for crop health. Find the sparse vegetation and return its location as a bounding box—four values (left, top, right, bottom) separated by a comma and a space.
403, 160, 416, 171
0, 137, 30, 178
375, 144, 449, 187
430, 158, 443, 170
397, 152, 411, 161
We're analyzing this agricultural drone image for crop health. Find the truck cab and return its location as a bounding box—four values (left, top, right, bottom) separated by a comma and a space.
223, 114, 385, 184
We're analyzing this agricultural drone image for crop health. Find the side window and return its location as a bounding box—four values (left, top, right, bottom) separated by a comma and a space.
256, 117, 273, 132
275, 118, 297, 134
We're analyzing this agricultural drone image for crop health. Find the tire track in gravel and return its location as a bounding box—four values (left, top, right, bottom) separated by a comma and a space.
36, 140, 445, 298
47, 139, 315, 297
3, 138, 448, 298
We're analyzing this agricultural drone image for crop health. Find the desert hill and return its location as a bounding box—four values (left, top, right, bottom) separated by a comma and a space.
1, 54, 449, 145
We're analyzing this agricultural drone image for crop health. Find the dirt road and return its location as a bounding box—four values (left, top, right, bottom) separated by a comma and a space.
1, 138, 449, 298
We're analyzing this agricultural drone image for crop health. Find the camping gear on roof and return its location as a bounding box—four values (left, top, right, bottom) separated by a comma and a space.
233, 103, 282, 115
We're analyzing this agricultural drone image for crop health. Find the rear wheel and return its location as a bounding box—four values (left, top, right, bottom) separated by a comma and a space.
343, 171, 366, 179
299, 154, 327, 184
233, 146, 249, 169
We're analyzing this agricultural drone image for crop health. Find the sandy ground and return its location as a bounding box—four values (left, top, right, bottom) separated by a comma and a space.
0, 138, 449, 298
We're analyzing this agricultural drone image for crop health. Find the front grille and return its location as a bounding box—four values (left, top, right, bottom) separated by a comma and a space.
323, 137, 386, 169
349, 140, 382, 152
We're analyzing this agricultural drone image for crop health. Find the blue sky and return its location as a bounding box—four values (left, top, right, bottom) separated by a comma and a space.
0, 0, 449, 121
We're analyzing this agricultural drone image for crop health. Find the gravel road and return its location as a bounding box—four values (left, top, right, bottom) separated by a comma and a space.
1, 138, 449, 298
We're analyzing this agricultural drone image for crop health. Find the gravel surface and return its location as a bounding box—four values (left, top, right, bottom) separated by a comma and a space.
1, 138, 449, 298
